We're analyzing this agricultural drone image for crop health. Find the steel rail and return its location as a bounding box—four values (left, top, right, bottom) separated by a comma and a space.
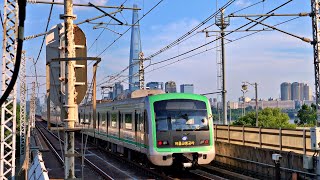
35, 122, 114, 180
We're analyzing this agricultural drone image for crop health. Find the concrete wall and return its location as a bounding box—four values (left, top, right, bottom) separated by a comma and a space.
213, 141, 315, 179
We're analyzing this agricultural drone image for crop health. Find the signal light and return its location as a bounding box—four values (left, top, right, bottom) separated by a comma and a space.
158, 141, 163, 146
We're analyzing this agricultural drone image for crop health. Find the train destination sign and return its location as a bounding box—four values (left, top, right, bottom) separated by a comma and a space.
174, 141, 195, 146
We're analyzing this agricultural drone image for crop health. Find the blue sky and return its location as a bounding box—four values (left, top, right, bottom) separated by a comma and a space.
0, 0, 313, 102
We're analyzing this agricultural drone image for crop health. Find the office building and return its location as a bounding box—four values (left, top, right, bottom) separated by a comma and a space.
113, 82, 124, 99
180, 84, 194, 93
165, 81, 177, 93
146, 82, 164, 90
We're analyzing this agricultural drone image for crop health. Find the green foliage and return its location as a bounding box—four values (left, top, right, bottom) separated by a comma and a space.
295, 104, 317, 126
233, 107, 296, 129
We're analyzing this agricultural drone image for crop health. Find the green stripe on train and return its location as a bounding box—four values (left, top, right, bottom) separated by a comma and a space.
95, 131, 149, 148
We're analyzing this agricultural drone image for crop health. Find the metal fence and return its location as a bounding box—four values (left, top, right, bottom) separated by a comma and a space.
214, 125, 312, 155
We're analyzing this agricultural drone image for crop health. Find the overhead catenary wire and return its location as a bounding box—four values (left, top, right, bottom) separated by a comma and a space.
97, 0, 295, 88
145, 0, 237, 60
96, 0, 237, 85
87, 0, 129, 52
99, 16, 301, 87
201, 0, 268, 32
96, 0, 165, 58
34, 0, 55, 66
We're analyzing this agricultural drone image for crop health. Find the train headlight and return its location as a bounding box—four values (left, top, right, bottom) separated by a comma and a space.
200, 139, 209, 145
157, 140, 169, 146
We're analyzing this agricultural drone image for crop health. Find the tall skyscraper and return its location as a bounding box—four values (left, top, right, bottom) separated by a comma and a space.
280, 82, 291, 100
165, 81, 177, 93
128, 4, 141, 92
291, 82, 301, 100
180, 84, 194, 93
146, 82, 164, 90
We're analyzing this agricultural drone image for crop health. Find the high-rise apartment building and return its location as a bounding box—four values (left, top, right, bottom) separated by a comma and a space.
180, 84, 194, 93
165, 81, 177, 93
280, 82, 291, 100
281, 82, 312, 101
291, 82, 301, 100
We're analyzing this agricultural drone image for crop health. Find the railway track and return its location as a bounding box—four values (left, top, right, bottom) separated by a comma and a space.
37, 119, 255, 180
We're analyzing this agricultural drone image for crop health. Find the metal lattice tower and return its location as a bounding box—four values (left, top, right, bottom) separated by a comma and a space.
0, 0, 18, 178
311, 0, 320, 126
19, 51, 26, 166
30, 82, 36, 129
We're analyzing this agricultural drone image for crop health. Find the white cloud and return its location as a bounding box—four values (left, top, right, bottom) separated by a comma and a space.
137, 19, 313, 101
235, 0, 252, 7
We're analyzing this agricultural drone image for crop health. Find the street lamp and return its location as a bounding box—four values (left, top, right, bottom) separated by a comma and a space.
241, 87, 247, 117
242, 82, 259, 127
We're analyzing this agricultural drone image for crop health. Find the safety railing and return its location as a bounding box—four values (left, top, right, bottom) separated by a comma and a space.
214, 125, 312, 155
28, 151, 50, 180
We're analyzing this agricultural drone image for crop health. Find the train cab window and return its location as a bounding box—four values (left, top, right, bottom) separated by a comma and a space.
111, 113, 117, 128
124, 113, 133, 130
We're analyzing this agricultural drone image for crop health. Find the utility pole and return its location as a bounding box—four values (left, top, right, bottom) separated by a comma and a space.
215, 9, 230, 125
30, 82, 36, 129
20, 51, 27, 166
63, 0, 76, 178
139, 52, 145, 89
255, 83, 258, 127
311, 0, 320, 127
0, 0, 18, 178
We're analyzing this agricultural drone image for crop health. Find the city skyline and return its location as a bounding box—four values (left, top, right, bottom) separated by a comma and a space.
6, 0, 312, 102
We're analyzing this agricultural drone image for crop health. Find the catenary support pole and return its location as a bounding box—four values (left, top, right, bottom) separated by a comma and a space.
63, 0, 76, 178
0, 0, 18, 178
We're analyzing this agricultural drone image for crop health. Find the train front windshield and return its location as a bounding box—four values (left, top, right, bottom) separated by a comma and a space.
154, 99, 209, 131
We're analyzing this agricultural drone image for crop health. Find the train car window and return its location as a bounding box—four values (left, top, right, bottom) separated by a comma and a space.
101, 113, 106, 126
139, 113, 143, 132
144, 110, 149, 133
85, 114, 88, 124
124, 113, 133, 130
111, 113, 117, 128
135, 112, 139, 132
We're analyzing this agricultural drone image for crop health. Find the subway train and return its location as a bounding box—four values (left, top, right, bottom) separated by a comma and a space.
46, 90, 216, 167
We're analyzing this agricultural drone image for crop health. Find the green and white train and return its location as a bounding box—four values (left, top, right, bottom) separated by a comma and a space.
78, 91, 215, 167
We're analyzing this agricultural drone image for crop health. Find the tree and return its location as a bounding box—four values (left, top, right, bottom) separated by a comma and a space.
233, 107, 296, 128
295, 104, 317, 126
